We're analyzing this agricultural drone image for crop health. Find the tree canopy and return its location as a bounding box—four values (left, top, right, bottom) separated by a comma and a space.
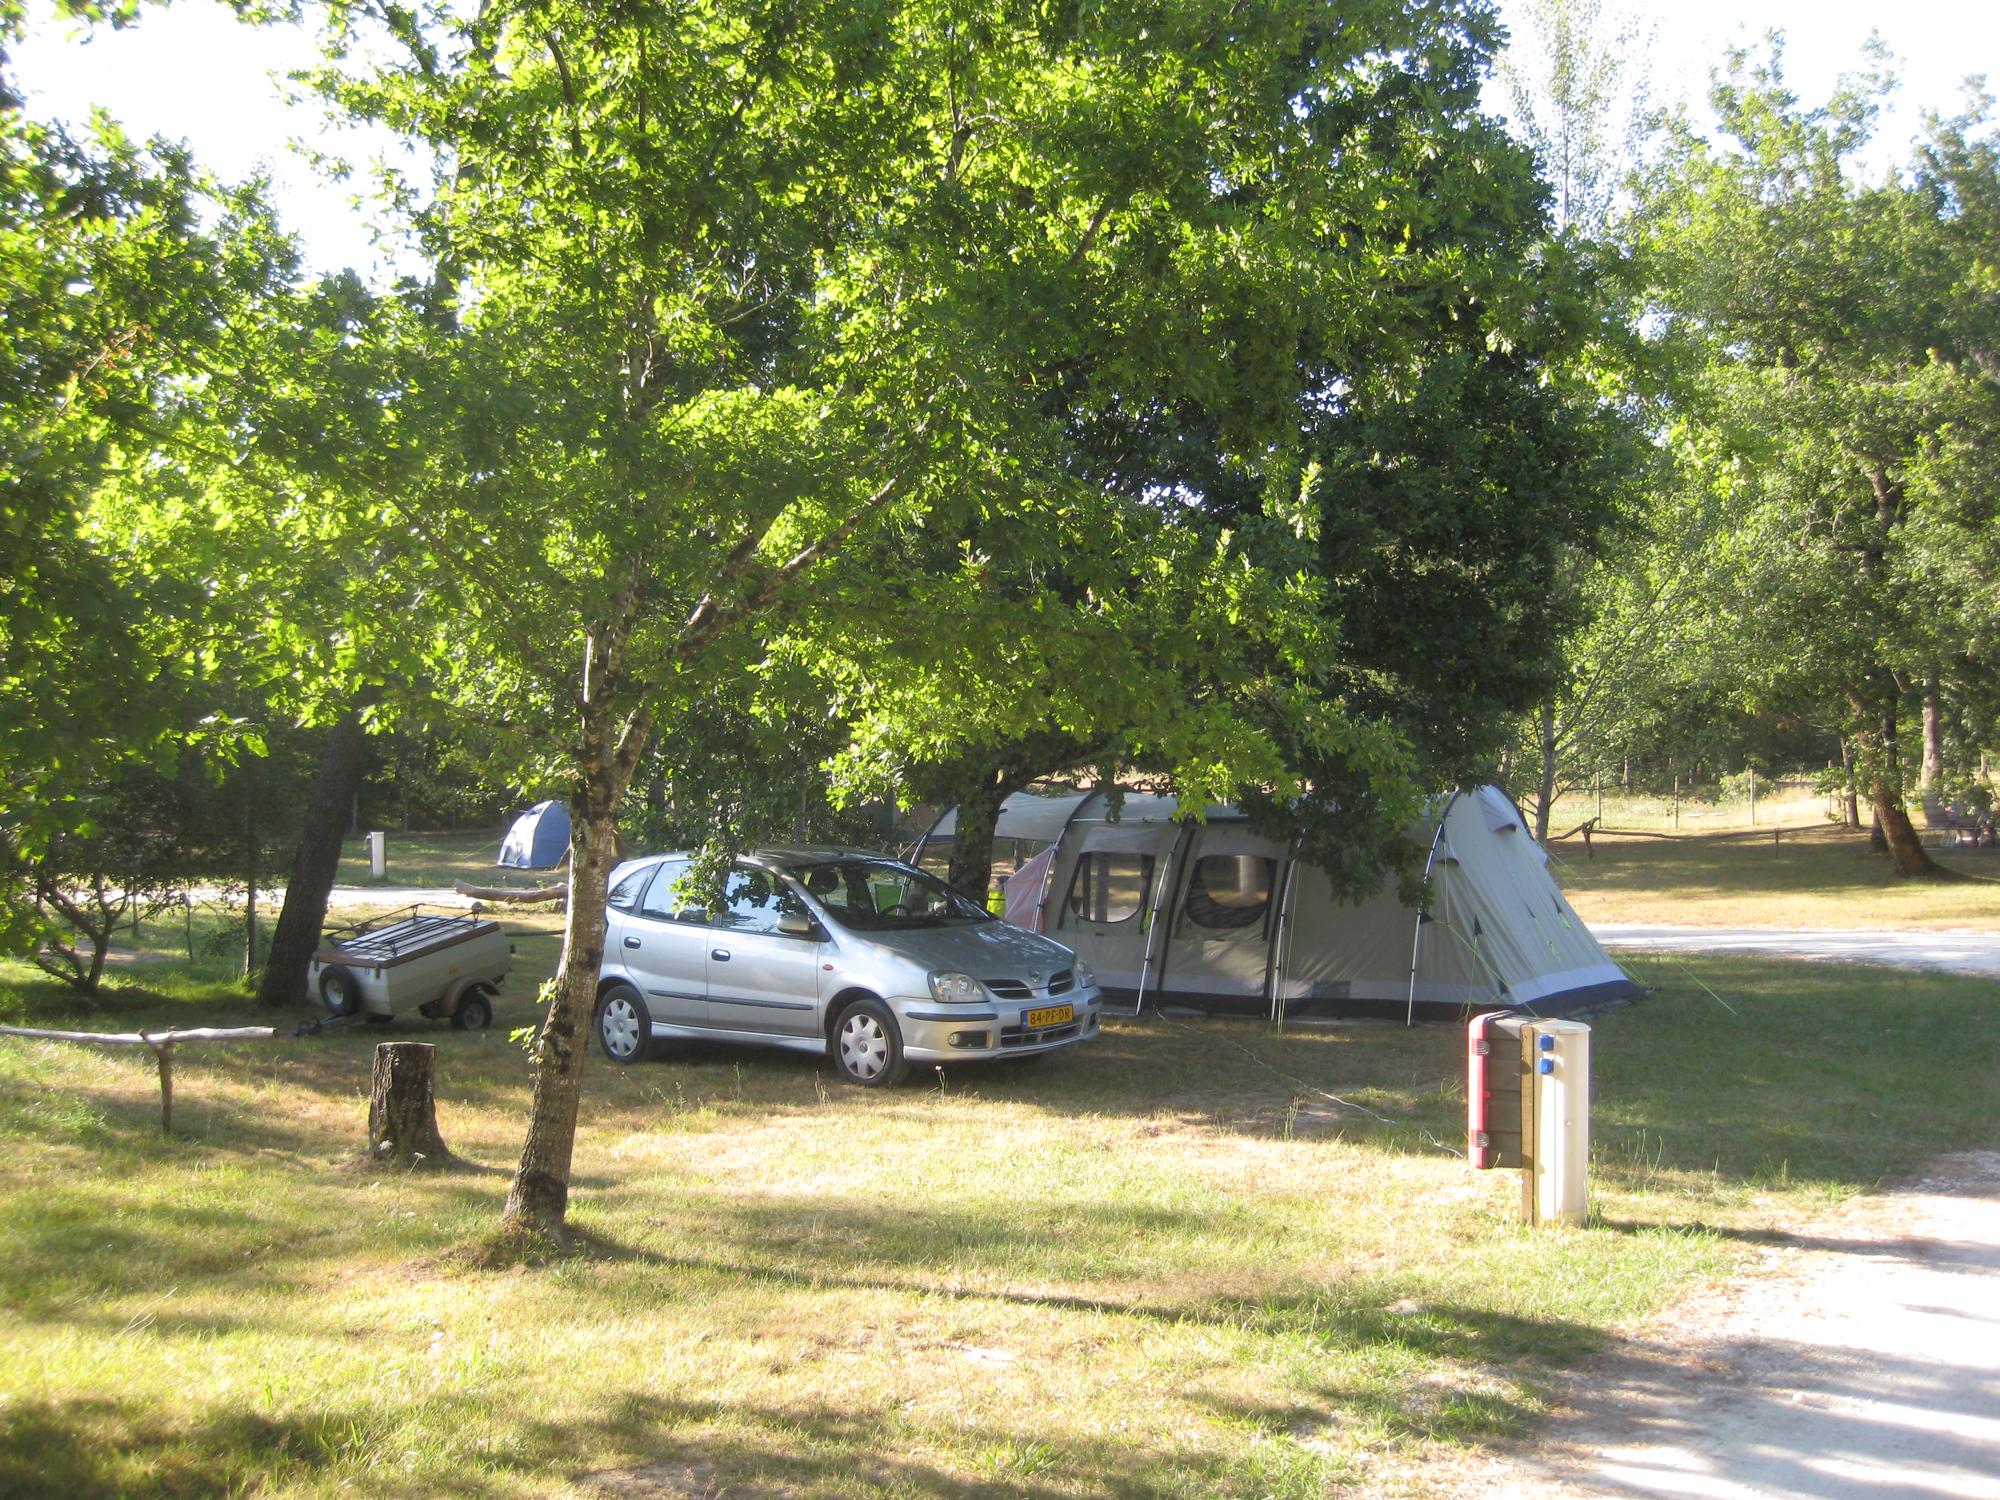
1633, 49, 2000, 871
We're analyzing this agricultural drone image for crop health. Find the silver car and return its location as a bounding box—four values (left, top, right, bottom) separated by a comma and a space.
593, 846, 1102, 1085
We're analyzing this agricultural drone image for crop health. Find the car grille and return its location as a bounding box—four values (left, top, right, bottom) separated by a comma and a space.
985, 970, 1075, 1000
1000, 1020, 1081, 1048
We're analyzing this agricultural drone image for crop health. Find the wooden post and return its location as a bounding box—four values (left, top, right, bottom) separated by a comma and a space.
1748, 769, 1757, 827
368, 1042, 452, 1167
141, 1032, 173, 1133
0, 1025, 276, 1134
1672, 764, 1680, 832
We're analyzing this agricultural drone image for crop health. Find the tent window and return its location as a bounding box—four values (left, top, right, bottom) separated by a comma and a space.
1064, 853, 1153, 925
1182, 855, 1274, 931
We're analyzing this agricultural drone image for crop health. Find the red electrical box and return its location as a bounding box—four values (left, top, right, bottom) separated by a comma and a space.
1467, 1011, 1529, 1170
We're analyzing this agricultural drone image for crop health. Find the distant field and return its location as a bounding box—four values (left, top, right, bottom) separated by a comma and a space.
2, 945, 1996, 1498
1555, 823, 2000, 931
333, 827, 516, 890
1547, 779, 1839, 835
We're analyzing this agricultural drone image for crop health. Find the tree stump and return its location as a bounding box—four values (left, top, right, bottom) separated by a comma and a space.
368, 1042, 452, 1167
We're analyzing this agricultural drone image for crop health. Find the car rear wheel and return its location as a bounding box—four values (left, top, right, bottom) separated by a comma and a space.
831, 998, 909, 1087
596, 983, 652, 1063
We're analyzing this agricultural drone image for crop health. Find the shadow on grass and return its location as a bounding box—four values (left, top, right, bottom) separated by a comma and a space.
500, 1215, 1602, 1363
561, 1392, 1170, 1499
0, 1397, 359, 1500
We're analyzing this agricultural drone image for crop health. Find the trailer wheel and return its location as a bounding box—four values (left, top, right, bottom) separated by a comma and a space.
319, 964, 363, 1017
453, 989, 494, 1031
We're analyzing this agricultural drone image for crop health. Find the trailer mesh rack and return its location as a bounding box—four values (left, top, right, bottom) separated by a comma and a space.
321, 908, 495, 966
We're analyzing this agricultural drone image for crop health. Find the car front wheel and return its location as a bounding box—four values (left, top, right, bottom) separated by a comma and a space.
596, 984, 652, 1063
831, 998, 910, 1087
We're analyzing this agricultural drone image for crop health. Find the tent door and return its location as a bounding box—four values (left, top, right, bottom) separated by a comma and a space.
1049, 825, 1169, 1006
1154, 826, 1281, 1014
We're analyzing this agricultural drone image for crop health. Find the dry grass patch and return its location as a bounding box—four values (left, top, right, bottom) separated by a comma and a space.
1555, 823, 2000, 930
2, 951, 1996, 1497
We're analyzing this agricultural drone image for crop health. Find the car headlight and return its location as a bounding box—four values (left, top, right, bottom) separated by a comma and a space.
928, 970, 985, 1004
1071, 957, 1096, 988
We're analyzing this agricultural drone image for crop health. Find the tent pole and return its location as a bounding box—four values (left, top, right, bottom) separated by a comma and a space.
901, 805, 953, 868
1133, 822, 1190, 1015
1406, 791, 1462, 1028
1266, 844, 1302, 1032
1033, 790, 1102, 936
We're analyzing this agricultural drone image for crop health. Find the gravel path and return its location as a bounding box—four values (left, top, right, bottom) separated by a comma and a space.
1591, 924, 2000, 979
1445, 1153, 2000, 1499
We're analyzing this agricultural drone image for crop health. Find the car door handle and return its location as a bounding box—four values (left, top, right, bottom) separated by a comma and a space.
623, 936, 641, 949
711, 948, 731, 962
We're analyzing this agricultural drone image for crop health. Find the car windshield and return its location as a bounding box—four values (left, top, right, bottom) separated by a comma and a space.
788, 858, 994, 931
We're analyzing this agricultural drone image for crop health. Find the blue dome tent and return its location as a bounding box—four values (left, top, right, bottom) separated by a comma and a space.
497, 800, 571, 870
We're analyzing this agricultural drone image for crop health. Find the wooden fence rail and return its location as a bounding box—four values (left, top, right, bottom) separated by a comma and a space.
0, 1025, 280, 1133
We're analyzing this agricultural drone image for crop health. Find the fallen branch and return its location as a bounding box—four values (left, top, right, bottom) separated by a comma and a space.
0, 1025, 280, 1133
453, 880, 567, 907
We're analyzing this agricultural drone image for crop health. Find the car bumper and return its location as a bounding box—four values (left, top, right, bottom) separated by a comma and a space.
894, 990, 1103, 1063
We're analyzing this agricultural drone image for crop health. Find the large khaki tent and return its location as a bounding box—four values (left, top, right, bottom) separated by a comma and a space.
910, 786, 1634, 1023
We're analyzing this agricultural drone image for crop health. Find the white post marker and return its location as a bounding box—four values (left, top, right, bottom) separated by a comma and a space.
1527, 1019, 1591, 1227
368, 830, 387, 881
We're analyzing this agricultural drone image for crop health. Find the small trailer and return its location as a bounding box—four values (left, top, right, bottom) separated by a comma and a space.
311, 907, 510, 1029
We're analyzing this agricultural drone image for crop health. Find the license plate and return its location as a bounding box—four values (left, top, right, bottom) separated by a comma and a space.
1023, 1004, 1074, 1030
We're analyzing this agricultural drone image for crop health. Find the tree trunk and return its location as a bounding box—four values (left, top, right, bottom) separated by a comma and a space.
258, 709, 369, 1008
943, 753, 1072, 903
947, 775, 1010, 902
502, 723, 637, 1241
1839, 737, 1861, 829
1921, 675, 1943, 794
1532, 700, 1558, 842
1874, 784, 1951, 879
1862, 697, 1950, 879
243, 802, 258, 982
1869, 805, 1888, 853
369, 1042, 452, 1165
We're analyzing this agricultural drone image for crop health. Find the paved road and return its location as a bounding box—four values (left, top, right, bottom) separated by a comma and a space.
327, 884, 483, 910
1591, 924, 2000, 980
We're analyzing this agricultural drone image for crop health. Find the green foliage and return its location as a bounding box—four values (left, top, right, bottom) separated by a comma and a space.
0, 53, 301, 956
1631, 47, 2000, 800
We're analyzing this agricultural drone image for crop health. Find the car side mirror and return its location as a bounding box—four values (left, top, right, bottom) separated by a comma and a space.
777, 911, 817, 938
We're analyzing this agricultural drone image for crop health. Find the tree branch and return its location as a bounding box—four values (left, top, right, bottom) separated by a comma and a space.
1063, 196, 1116, 272
675, 452, 921, 662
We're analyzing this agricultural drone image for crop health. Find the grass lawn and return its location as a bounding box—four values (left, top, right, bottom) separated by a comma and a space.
333, 828, 519, 891
3, 941, 1996, 1498
1556, 823, 2000, 932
